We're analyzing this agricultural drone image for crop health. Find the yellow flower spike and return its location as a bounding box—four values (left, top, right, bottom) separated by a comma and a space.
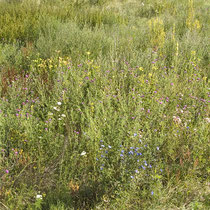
20, 149, 23, 155
194, 19, 201, 29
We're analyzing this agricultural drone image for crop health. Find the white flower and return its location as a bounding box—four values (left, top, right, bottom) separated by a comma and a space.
57, 102, 62, 106
80, 151, 86, 156
58, 118, 62, 120
48, 112, 53, 116
53, 107, 60, 111
204, 118, 210, 123
173, 116, 181, 124
36, 194, 43, 199
61, 114, 66, 117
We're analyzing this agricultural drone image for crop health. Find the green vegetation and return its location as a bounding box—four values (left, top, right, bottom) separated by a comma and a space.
0, 0, 209, 209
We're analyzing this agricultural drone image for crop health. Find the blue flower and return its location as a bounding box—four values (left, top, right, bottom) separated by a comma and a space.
131, 176, 134, 179
157, 147, 159, 150
128, 151, 134, 155
120, 154, 124, 157
134, 133, 137, 137
151, 191, 154, 195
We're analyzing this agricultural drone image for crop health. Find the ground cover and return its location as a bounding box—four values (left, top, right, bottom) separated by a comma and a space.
0, 0, 209, 209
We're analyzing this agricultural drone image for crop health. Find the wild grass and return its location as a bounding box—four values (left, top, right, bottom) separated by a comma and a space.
0, 0, 209, 209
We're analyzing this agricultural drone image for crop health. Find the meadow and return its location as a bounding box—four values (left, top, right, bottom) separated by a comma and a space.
0, 0, 209, 209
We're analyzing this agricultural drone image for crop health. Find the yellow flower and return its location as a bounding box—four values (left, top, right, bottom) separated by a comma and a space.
139, 67, 144, 71
203, 77, 207, 81
191, 51, 196, 55
86, 52, 91, 55
63, 60, 68, 65
152, 66, 158, 70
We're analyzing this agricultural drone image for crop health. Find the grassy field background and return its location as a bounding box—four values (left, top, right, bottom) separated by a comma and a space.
0, 0, 209, 209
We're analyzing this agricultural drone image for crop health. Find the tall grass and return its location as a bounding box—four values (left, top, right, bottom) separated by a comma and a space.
0, 0, 209, 209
